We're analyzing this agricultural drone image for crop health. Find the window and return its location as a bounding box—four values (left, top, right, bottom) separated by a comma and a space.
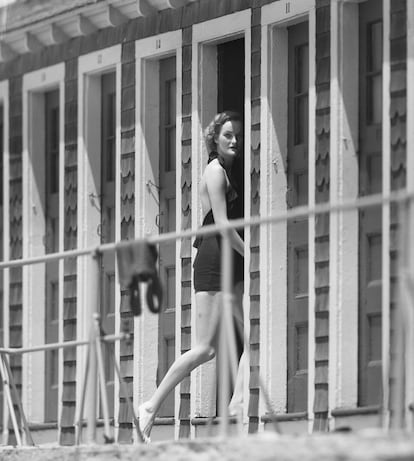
366, 21, 383, 125
358, 0, 383, 407
294, 43, 309, 146
164, 78, 176, 172
102, 73, 116, 183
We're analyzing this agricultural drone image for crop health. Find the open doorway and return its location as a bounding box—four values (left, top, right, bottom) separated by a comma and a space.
217, 38, 245, 217
216, 37, 245, 412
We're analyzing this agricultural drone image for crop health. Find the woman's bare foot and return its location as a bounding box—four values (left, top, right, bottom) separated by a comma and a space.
138, 402, 155, 443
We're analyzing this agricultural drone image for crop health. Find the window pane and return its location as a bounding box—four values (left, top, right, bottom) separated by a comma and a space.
167, 127, 176, 172
103, 205, 115, 243
367, 20, 383, 124
368, 234, 382, 282
50, 349, 59, 387
296, 324, 308, 372
296, 44, 309, 94
105, 272, 115, 317
45, 91, 59, 195
165, 78, 176, 172
367, 153, 382, 194
166, 266, 176, 311
295, 171, 308, 206
168, 79, 176, 125
166, 198, 176, 232
368, 314, 382, 361
101, 73, 116, 182
369, 21, 383, 72
295, 247, 309, 295
368, 75, 382, 125
49, 280, 59, 322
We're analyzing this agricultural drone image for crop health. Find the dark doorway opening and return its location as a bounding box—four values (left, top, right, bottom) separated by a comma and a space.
216, 37, 245, 413
217, 38, 245, 216
217, 38, 245, 115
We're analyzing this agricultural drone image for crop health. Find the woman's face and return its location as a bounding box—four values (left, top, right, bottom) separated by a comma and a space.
215, 120, 242, 159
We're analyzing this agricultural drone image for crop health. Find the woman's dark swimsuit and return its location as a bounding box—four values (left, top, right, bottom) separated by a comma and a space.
193, 152, 244, 292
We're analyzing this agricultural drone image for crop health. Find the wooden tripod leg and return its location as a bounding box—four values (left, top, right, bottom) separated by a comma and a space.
75, 345, 90, 445
232, 319, 281, 434
2, 354, 35, 445
0, 355, 22, 446
94, 318, 113, 443
107, 344, 143, 442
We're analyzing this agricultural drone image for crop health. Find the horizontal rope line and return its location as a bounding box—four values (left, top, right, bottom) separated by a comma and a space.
0, 332, 130, 355
1, 189, 413, 270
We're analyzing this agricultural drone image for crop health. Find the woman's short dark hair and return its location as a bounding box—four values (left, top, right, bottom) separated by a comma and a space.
204, 111, 242, 153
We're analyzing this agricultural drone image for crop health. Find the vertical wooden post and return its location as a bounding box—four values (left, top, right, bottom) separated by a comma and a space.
86, 251, 100, 444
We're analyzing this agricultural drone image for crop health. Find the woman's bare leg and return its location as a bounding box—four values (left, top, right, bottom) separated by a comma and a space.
139, 291, 221, 439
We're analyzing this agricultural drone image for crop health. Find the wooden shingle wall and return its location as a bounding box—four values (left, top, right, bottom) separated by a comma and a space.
0, 0, 318, 442
179, 25, 192, 439
60, 58, 78, 446
8, 76, 23, 445
117, 41, 136, 444
248, 5, 261, 434
313, 0, 330, 432
389, 0, 407, 425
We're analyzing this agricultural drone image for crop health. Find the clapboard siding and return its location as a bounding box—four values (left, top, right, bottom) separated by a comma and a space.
60, 58, 78, 446
117, 41, 136, 444
8, 75, 23, 444
248, 5, 261, 435
313, 0, 330, 432
179, 24, 192, 439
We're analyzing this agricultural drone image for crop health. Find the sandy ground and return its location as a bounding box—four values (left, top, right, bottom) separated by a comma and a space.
1, 430, 414, 461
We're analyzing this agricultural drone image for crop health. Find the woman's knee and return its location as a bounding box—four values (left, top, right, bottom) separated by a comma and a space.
195, 343, 216, 362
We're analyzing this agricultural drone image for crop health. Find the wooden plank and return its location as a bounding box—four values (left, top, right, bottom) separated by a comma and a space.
313, 386, 329, 412
315, 339, 329, 362
179, 394, 190, 419
315, 362, 329, 384
117, 425, 132, 443
249, 296, 260, 320
180, 376, 191, 394
118, 400, 134, 422
249, 271, 260, 296
249, 247, 260, 272
248, 388, 259, 416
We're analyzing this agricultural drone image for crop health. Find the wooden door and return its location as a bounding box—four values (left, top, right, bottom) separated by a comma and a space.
358, 0, 383, 406
287, 21, 309, 413
100, 71, 116, 417
157, 57, 177, 418
44, 89, 60, 422
0, 104, 3, 422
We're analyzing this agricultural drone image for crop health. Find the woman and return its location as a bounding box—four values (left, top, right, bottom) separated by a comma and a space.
139, 111, 246, 442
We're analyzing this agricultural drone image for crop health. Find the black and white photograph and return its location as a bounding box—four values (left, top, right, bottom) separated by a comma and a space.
0, 0, 413, 459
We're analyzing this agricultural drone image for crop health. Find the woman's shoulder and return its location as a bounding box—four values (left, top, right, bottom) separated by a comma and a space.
204, 158, 226, 178
205, 159, 228, 183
